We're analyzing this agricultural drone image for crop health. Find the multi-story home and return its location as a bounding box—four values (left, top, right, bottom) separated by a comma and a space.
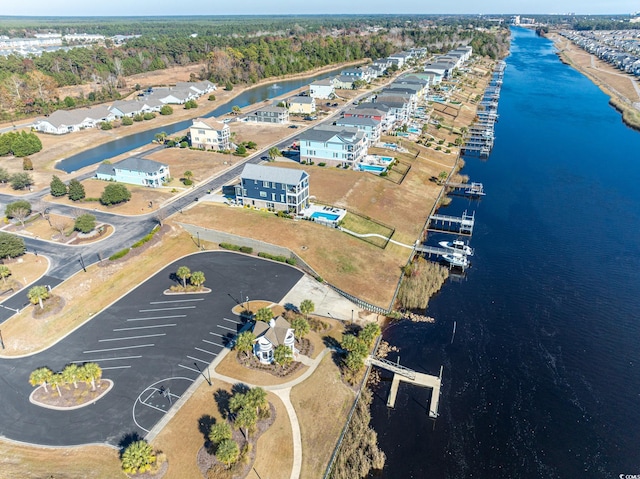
235, 164, 309, 214
252, 316, 296, 364
96, 157, 169, 188
287, 96, 316, 115
333, 75, 356, 90
299, 125, 368, 167
190, 117, 231, 150
374, 94, 413, 126
343, 103, 394, 131
335, 116, 382, 144
309, 78, 336, 99
246, 105, 289, 124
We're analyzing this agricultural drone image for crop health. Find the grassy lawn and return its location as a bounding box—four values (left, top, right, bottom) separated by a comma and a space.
0, 224, 199, 356
339, 212, 393, 249
0, 253, 49, 299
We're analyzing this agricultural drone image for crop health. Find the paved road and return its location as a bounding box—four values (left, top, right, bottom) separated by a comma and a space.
0, 251, 303, 446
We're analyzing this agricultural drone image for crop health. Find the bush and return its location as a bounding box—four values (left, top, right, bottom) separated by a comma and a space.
166, 140, 176, 147
131, 227, 159, 248
68, 179, 86, 201
74, 214, 96, 233
235, 145, 247, 155
184, 99, 197, 109
5, 200, 31, 218
100, 121, 113, 130
22, 157, 33, 170
109, 248, 130, 261
133, 114, 144, 122
121, 116, 133, 126
183, 178, 193, 186
208, 94, 216, 101
143, 112, 156, 120
219, 242, 254, 254
224, 82, 233, 91
0, 232, 26, 259
10, 172, 34, 190
159, 105, 173, 115
318, 162, 326, 167
380, 171, 388, 177
257, 252, 296, 265
100, 183, 131, 205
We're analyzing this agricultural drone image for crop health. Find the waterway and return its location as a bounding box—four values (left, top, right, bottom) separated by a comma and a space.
57, 66, 345, 173
369, 27, 640, 478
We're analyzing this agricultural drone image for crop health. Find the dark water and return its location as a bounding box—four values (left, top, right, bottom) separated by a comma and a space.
370, 28, 640, 479
58, 67, 345, 172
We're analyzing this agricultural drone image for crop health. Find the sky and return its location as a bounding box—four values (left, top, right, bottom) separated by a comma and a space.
0, 0, 638, 16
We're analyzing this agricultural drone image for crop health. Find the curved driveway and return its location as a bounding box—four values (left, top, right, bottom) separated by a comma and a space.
0, 251, 302, 446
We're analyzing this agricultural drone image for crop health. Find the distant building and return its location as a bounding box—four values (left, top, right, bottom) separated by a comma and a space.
235, 164, 310, 214
96, 157, 169, 188
190, 117, 231, 150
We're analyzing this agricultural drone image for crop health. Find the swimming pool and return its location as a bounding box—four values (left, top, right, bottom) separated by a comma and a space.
379, 156, 393, 164
359, 164, 387, 173
383, 143, 398, 149
407, 128, 420, 134
311, 211, 340, 221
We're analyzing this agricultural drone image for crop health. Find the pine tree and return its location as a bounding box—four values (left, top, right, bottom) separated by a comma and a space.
50, 175, 67, 197
68, 179, 85, 201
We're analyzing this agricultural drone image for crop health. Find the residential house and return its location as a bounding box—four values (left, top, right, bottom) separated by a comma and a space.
424, 60, 457, 79
146, 86, 196, 105
333, 75, 356, 90
343, 103, 394, 131
392, 76, 430, 99
287, 96, 316, 115
33, 105, 116, 135
299, 124, 368, 167
246, 105, 289, 124
108, 99, 163, 118
252, 316, 296, 364
340, 67, 372, 83
190, 117, 231, 150
96, 157, 169, 188
175, 80, 216, 95
450, 46, 473, 62
335, 116, 382, 144
235, 163, 309, 214
389, 52, 411, 68
374, 94, 414, 125
309, 78, 336, 99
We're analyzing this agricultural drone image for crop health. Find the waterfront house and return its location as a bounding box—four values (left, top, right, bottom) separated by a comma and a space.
108, 98, 163, 118
175, 80, 217, 95
246, 105, 289, 124
252, 316, 296, 364
335, 116, 382, 144
343, 103, 394, 131
374, 94, 414, 125
33, 105, 116, 135
299, 124, 368, 167
333, 75, 356, 90
146, 86, 196, 105
424, 60, 457, 79
190, 117, 231, 150
96, 157, 169, 188
235, 163, 309, 214
309, 78, 336, 99
287, 96, 316, 115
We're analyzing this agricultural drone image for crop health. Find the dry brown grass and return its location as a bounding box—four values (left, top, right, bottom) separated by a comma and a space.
0, 441, 126, 479
215, 349, 310, 387
0, 253, 49, 299
0, 224, 198, 356
291, 354, 355, 479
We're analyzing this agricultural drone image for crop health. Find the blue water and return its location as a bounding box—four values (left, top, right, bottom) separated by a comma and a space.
311, 211, 339, 221
57, 67, 345, 173
359, 164, 386, 173
370, 28, 640, 478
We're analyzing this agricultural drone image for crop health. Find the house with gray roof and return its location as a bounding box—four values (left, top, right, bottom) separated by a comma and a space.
33, 105, 116, 135
335, 116, 382, 143
287, 95, 316, 115
299, 124, 368, 167
109, 98, 163, 118
235, 164, 309, 214
252, 316, 295, 364
309, 78, 336, 99
246, 105, 289, 124
96, 157, 169, 188
175, 80, 216, 95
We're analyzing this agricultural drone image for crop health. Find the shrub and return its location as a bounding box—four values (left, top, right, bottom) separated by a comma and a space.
68, 179, 86, 201
100, 183, 131, 205
121, 116, 133, 126
133, 114, 144, 122
100, 121, 113, 130
50, 175, 67, 197
166, 140, 176, 147
235, 145, 247, 155
180, 141, 188, 148
74, 214, 96, 234
5, 200, 31, 219
184, 99, 198, 109
219, 242, 253, 254
239, 246, 253, 254
380, 171, 388, 177
0, 232, 26, 259
318, 162, 326, 167
22, 157, 33, 170
183, 178, 193, 186
257, 252, 295, 265
132, 227, 160, 248
10, 172, 34, 190
142, 112, 156, 120
208, 94, 216, 101
224, 82, 233, 91
159, 105, 173, 115
109, 248, 130, 261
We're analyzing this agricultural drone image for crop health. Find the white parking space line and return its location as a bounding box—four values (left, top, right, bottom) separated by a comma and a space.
139, 306, 196, 312
223, 317, 240, 324
114, 324, 176, 332
195, 347, 218, 356
72, 355, 142, 363
178, 364, 200, 373
127, 315, 186, 322
217, 324, 237, 332
83, 344, 154, 354
202, 339, 221, 346
209, 332, 224, 338
149, 299, 204, 304
100, 333, 166, 342
101, 365, 132, 370
187, 355, 210, 365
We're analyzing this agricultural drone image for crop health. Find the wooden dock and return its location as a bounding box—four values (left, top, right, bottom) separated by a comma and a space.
366, 357, 443, 418
428, 210, 475, 235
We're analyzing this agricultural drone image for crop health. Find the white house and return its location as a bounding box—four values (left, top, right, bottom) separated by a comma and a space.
108, 99, 163, 118
96, 157, 169, 188
299, 124, 368, 167
309, 78, 336, 99
190, 117, 231, 150
33, 105, 116, 135
252, 316, 296, 364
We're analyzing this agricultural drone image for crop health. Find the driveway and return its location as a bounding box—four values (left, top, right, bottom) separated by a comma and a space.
0, 251, 302, 446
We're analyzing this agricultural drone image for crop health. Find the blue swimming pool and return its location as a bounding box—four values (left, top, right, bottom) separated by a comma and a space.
359, 164, 387, 173
311, 211, 340, 221
379, 156, 393, 163
383, 143, 398, 149
408, 128, 420, 134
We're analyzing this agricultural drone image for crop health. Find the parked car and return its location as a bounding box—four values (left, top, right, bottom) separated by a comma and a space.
289, 125, 299, 128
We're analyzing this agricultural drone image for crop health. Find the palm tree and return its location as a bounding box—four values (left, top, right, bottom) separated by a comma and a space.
62, 363, 80, 389
229, 392, 248, 415
234, 405, 257, 438
291, 317, 310, 340
176, 266, 191, 288
268, 146, 281, 160
254, 307, 273, 323
246, 387, 269, 418
48, 373, 64, 397
0, 265, 11, 285
235, 331, 256, 359
299, 299, 315, 319
81, 362, 102, 391
215, 439, 239, 468
27, 285, 49, 309
190, 271, 206, 289
183, 170, 193, 182
29, 367, 53, 393
273, 344, 293, 369
208, 421, 232, 446
120, 440, 157, 474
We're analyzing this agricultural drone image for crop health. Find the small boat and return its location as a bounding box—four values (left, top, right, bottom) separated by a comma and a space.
439, 239, 474, 256
442, 253, 469, 268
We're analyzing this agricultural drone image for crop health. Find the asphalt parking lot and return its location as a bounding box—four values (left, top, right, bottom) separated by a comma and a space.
0, 251, 303, 446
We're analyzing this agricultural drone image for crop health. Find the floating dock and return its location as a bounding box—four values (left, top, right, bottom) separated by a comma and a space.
427, 210, 475, 236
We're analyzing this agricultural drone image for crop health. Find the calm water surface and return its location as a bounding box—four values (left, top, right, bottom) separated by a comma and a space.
370, 27, 640, 479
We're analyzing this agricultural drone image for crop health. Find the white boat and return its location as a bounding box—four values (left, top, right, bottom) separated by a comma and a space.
439, 239, 474, 256
442, 253, 469, 268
